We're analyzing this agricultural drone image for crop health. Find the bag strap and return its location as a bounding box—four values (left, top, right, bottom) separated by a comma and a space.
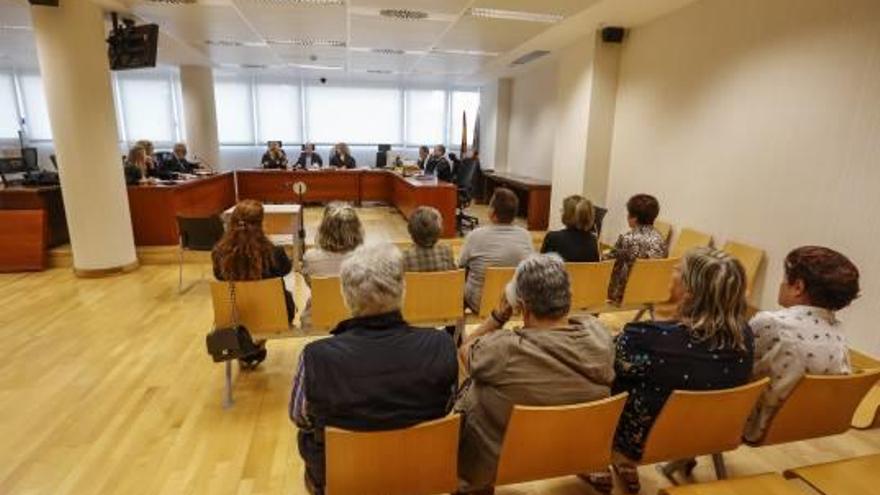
229, 281, 240, 327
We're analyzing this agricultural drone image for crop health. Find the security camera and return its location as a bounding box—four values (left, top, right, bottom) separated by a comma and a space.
320, 77, 327, 84
309, 54, 318, 62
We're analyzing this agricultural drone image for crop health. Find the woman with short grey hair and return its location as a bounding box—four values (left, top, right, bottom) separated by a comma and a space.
340, 243, 405, 316
454, 253, 615, 493
402, 206, 455, 272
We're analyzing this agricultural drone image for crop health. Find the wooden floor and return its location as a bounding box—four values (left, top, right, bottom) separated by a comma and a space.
2, 207, 880, 494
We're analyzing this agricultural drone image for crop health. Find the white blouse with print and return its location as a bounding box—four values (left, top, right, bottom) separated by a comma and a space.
744, 305, 850, 442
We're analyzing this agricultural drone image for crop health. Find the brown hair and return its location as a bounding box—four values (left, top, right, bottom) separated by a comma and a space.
679, 247, 749, 350
561, 195, 595, 231
213, 200, 277, 280
626, 194, 660, 225
785, 246, 860, 311
317, 203, 364, 253
127, 145, 146, 167
408, 206, 443, 248
490, 187, 519, 224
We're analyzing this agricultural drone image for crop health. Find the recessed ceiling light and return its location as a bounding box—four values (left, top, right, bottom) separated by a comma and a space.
370, 48, 405, 56
267, 39, 346, 48
204, 39, 267, 48
379, 9, 429, 21
0, 25, 33, 31
469, 8, 564, 24
289, 63, 344, 71
431, 48, 500, 57
143, 0, 198, 5
510, 50, 551, 66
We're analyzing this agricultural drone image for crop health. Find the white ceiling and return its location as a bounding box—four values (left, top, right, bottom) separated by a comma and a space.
0, 0, 698, 84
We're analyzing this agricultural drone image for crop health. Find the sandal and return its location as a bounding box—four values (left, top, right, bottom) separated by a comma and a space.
612, 463, 641, 494
578, 468, 613, 494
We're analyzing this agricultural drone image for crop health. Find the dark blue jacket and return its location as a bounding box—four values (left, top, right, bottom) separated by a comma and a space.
296, 311, 458, 490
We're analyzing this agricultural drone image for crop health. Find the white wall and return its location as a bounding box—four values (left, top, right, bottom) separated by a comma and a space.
506, 59, 559, 179
478, 79, 511, 172
605, 0, 880, 352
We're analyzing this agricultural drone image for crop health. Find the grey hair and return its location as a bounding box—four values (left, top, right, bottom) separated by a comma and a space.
340, 243, 405, 317
407, 206, 443, 248
514, 253, 571, 319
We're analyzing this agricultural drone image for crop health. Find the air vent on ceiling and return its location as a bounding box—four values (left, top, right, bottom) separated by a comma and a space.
510, 50, 551, 66
144, 0, 197, 4
379, 9, 429, 21
469, 8, 563, 23
236, 0, 344, 5
240, 64, 269, 69
267, 39, 346, 47
366, 69, 394, 74
371, 48, 405, 55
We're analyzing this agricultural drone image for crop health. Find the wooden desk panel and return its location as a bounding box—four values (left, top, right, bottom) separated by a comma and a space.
390, 175, 457, 238
0, 209, 46, 271
360, 170, 393, 203
127, 173, 236, 246
236, 170, 362, 204
484, 172, 552, 231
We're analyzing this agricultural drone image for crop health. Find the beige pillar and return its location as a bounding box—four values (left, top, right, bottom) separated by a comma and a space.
180, 65, 220, 169
30, 1, 138, 275
549, 30, 622, 229
479, 78, 512, 172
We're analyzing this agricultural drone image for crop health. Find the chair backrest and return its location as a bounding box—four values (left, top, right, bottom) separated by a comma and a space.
310, 276, 350, 332
654, 220, 673, 245
177, 215, 225, 251
325, 415, 460, 495
640, 378, 770, 464
758, 370, 880, 446
722, 240, 764, 294
403, 270, 464, 326
495, 394, 628, 486
592, 205, 608, 236
620, 257, 679, 306
210, 279, 290, 336
455, 158, 477, 190
670, 227, 712, 258
478, 266, 517, 318
566, 261, 614, 312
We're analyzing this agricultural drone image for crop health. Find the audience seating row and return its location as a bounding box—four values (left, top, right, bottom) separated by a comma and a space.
323, 367, 879, 495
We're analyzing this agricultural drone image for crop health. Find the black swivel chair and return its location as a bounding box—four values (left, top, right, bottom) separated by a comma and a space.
176, 215, 225, 293
454, 157, 480, 235
592, 205, 608, 237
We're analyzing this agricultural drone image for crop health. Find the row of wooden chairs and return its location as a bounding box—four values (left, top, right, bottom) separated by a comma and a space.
323, 369, 880, 495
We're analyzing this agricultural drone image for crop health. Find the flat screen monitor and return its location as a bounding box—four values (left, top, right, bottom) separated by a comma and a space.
21, 147, 37, 171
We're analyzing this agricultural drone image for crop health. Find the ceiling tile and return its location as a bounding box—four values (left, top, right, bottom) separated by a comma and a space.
233, 3, 346, 42
132, 4, 261, 44
470, 0, 601, 17
349, 0, 470, 16
350, 14, 449, 51
434, 16, 547, 53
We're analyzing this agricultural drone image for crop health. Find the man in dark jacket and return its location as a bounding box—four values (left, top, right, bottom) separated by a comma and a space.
289, 243, 458, 494
425, 144, 453, 182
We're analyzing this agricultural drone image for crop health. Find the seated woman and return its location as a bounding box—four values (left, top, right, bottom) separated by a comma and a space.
300, 203, 364, 328
607, 194, 667, 302
540, 195, 600, 262
455, 254, 615, 493
124, 145, 161, 184
402, 206, 455, 272
609, 247, 754, 493
329, 142, 356, 169
212, 200, 295, 367
744, 246, 860, 442
261, 141, 288, 169
291, 244, 458, 495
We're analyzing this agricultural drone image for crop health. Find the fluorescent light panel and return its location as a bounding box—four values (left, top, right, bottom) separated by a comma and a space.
469, 8, 563, 24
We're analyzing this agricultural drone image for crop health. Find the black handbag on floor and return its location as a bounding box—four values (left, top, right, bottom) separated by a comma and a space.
206, 282, 259, 362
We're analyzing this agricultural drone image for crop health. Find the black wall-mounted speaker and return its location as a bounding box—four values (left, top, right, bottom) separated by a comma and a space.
28, 0, 60, 6
601, 26, 626, 43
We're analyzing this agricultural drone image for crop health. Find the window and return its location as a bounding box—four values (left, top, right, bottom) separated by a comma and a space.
405, 89, 445, 146
19, 75, 52, 141
256, 82, 301, 144
450, 90, 480, 147
0, 74, 19, 139
117, 76, 177, 143
214, 80, 254, 144
306, 86, 402, 144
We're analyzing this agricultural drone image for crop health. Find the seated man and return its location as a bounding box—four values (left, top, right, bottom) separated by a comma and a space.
295, 143, 323, 169
162, 142, 199, 174
425, 144, 453, 182
459, 187, 533, 313
744, 245, 860, 442
290, 243, 458, 495
456, 253, 614, 493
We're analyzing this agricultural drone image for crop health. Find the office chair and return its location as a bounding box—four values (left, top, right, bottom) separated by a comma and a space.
176, 214, 225, 293
592, 205, 608, 237
455, 157, 480, 235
